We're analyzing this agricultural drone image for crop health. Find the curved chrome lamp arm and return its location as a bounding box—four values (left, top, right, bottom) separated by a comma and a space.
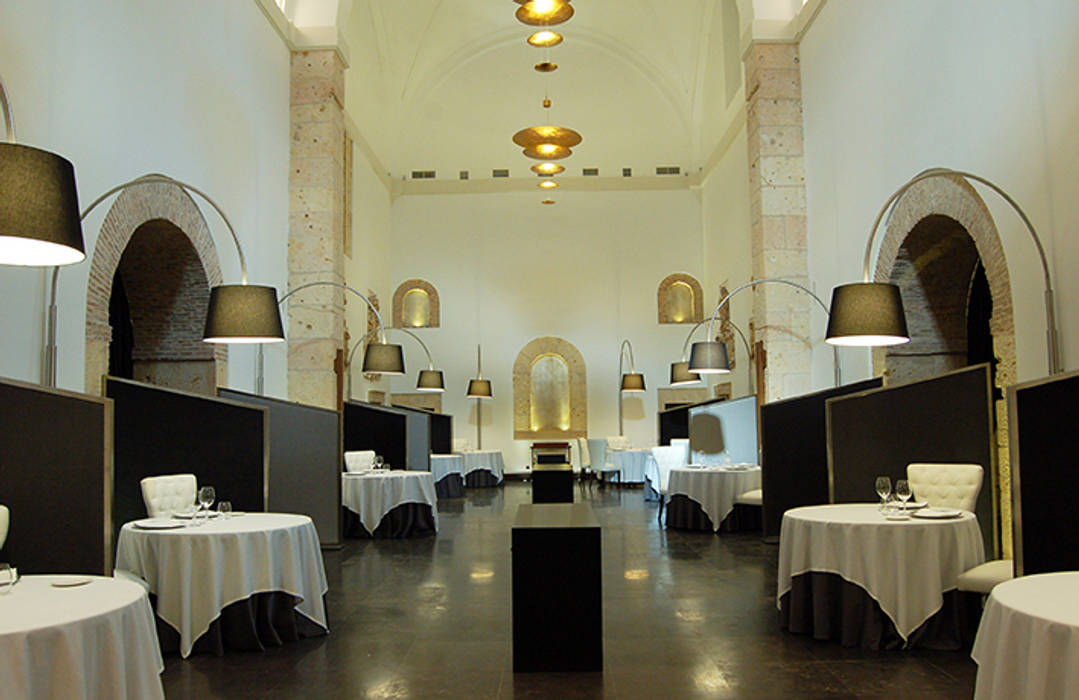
702, 278, 840, 386
344, 326, 436, 400
618, 338, 636, 376
1, 76, 14, 142
860, 167, 1060, 374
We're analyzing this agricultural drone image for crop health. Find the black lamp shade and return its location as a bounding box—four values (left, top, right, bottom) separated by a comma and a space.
0, 143, 85, 266
467, 378, 493, 399
620, 372, 646, 392
417, 369, 445, 392
688, 340, 731, 374
669, 361, 700, 386
202, 284, 285, 343
825, 282, 910, 346
363, 342, 406, 374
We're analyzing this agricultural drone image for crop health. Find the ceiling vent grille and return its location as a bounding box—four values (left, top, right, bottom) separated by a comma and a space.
622, 168, 632, 177
655, 166, 681, 175
459, 171, 469, 180
492, 169, 509, 178
582, 168, 599, 177
411, 170, 436, 179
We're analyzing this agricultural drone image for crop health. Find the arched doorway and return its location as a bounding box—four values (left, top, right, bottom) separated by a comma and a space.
513, 337, 588, 440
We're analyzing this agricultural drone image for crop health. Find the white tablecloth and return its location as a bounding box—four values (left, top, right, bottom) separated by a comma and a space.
607, 448, 654, 483
430, 454, 465, 483
972, 571, 1079, 700
778, 504, 984, 642
0, 575, 164, 699
667, 466, 762, 531
342, 471, 439, 534
115, 513, 329, 658
459, 450, 505, 482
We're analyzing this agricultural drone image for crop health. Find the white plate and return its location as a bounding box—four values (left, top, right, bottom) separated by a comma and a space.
172, 511, 219, 519
50, 576, 92, 588
133, 518, 186, 530
912, 507, 963, 519
884, 514, 911, 521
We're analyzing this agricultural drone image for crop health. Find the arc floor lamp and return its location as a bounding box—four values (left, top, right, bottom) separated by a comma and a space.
670, 318, 753, 388
345, 326, 444, 401
825, 167, 1062, 375
617, 339, 644, 436
688, 278, 842, 387
467, 345, 492, 449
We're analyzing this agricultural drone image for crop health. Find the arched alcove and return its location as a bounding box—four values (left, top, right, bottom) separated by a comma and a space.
657, 273, 704, 324
513, 337, 587, 439
392, 279, 440, 328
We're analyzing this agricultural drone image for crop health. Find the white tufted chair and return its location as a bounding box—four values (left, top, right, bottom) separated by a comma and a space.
0, 504, 9, 550
735, 489, 763, 507
140, 474, 197, 518
651, 444, 689, 495
906, 463, 983, 512
344, 450, 377, 472
958, 559, 1014, 594
452, 438, 471, 453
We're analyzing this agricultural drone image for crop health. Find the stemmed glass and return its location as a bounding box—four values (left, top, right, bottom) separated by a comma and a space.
374, 455, 384, 470
198, 486, 216, 523
895, 479, 912, 515
875, 476, 892, 512
0, 563, 15, 595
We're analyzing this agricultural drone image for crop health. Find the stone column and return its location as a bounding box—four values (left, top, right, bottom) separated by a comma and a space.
745, 42, 811, 402
289, 50, 347, 409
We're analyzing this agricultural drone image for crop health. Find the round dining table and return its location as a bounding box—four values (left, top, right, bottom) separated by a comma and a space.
342, 470, 439, 537
115, 512, 329, 658
606, 448, 653, 483
665, 465, 761, 532
972, 571, 1079, 700
459, 449, 505, 486
0, 574, 165, 699
429, 453, 466, 497
778, 503, 985, 649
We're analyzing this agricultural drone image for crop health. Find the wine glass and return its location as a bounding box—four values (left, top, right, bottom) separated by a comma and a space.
374, 455, 384, 470
895, 479, 911, 515
0, 563, 14, 595
875, 476, 892, 511
217, 501, 232, 519
198, 486, 216, 522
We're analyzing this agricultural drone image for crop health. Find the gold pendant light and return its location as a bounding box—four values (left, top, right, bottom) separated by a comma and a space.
531, 162, 565, 175
515, 0, 574, 26
513, 125, 582, 161
538, 179, 558, 189
527, 30, 563, 47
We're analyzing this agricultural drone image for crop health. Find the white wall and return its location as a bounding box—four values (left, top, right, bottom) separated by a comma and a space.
0, 0, 290, 392
800, 0, 1079, 383
384, 188, 704, 472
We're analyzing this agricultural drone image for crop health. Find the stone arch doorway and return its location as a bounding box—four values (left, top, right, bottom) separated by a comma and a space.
513, 337, 588, 440
85, 181, 226, 395
871, 174, 1017, 554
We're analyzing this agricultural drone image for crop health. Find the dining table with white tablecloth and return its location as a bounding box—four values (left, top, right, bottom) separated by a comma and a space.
972, 571, 1079, 700
605, 448, 654, 484
665, 465, 761, 531
459, 449, 505, 486
341, 470, 439, 537
115, 513, 329, 658
0, 574, 165, 699
778, 503, 984, 649
429, 454, 466, 497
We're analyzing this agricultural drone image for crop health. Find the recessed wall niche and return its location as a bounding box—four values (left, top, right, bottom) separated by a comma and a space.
657, 273, 704, 324
392, 279, 440, 328
513, 337, 587, 440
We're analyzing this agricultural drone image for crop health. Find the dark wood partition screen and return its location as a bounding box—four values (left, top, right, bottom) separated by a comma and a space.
219, 389, 342, 548
0, 378, 112, 574
344, 401, 408, 469
759, 377, 883, 542
826, 364, 996, 556
107, 378, 267, 541
658, 405, 691, 446
429, 413, 453, 454
1009, 370, 1079, 575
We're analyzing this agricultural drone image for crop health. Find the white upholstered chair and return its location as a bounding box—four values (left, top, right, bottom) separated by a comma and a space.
344, 450, 377, 472
140, 474, 197, 518
734, 489, 763, 507
0, 504, 9, 550
906, 463, 983, 512
958, 559, 1014, 594
452, 438, 471, 453
650, 444, 689, 521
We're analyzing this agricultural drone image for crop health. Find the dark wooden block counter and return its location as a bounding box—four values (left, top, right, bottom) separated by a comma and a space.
532, 463, 574, 503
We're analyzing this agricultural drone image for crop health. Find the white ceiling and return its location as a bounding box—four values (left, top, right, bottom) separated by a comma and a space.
340, 0, 744, 181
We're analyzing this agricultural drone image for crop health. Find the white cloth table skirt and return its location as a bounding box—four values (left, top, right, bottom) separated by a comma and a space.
429, 454, 465, 483
0, 575, 164, 699
778, 504, 984, 643
607, 448, 654, 483
459, 450, 505, 482
342, 471, 439, 534
972, 571, 1079, 700
666, 466, 761, 531
115, 513, 329, 658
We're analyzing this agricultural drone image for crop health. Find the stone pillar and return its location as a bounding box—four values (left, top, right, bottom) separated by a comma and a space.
745, 42, 811, 402
289, 50, 347, 409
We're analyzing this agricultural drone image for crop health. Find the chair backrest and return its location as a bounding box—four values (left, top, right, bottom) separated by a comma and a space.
0, 504, 8, 550
607, 435, 630, 451
670, 439, 690, 465
651, 445, 688, 493
906, 463, 983, 512
140, 474, 197, 518
344, 450, 376, 473
452, 438, 471, 452
577, 438, 591, 469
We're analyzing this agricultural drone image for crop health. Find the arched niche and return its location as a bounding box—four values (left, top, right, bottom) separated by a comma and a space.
513, 337, 587, 439
392, 279, 440, 328
657, 273, 704, 324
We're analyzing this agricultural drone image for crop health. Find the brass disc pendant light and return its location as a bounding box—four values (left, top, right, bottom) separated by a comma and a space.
513, 125, 582, 160
531, 162, 564, 175
527, 30, 563, 47
515, 0, 574, 26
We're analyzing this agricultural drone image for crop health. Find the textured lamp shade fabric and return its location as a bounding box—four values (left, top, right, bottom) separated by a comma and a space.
620, 372, 646, 392
669, 361, 701, 386
467, 378, 493, 399
416, 369, 445, 392
202, 284, 285, 343
363, 342, 406, 374
825, 282, 910, 346
0, 143, 85, 266
688, 340, 731, 374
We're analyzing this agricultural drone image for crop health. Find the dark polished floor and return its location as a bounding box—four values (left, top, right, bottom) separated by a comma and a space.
161, 482, 977, 699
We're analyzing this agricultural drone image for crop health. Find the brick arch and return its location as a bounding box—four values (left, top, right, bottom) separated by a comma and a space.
84, 180, 226, 395
870, 174, 1016, 555
513, 336, 587, 439
657, 273, 704, 324
391, 278, 440, 328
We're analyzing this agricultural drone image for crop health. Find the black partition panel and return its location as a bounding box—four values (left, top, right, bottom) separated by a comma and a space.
107, 378, 267, 538
760, 377, 883, 541
344, 401, 408, 469
826, 364, 996, 556
0, 378, 112, 575
219, 389, 341, 547
429, 413, 452, 454
658, 405, 691, 446
1009, 370, 1079, 575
